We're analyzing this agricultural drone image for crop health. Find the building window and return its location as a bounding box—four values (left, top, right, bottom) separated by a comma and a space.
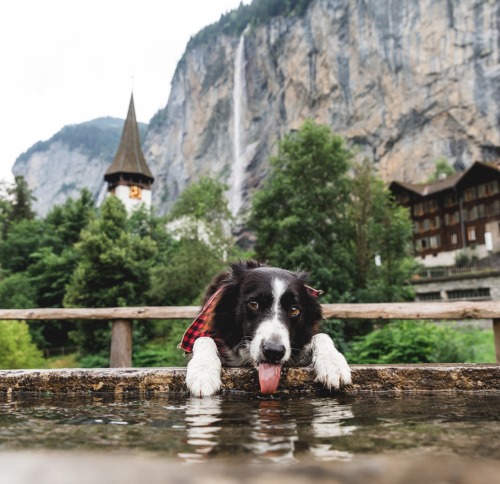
425, 199, 438, 213
430, 235, 440, 249
431, 216, 440, 229
396, 193, 409, 203
467, 226, 476, 241
464, 187, 476, 202
444, 194, 457, 207
486, 180, 499, 196
415, 238, 428, 251
444, 211, 459, 226
477, 184, 486, 198
451, 233, 458, 245
414, 203, 424, 216
447, 288, 490, 301
418, 291, 442, 301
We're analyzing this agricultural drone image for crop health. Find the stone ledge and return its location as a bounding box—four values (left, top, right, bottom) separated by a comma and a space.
0, 364, 498, 396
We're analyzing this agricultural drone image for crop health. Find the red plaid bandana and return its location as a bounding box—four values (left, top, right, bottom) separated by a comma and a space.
178, 284, 323, 353
178, 287, 225, 353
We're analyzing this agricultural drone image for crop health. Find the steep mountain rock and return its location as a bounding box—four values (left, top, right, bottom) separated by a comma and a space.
144, 0, 500, 217
12, 118, 147, 216
14, 0, 500, 218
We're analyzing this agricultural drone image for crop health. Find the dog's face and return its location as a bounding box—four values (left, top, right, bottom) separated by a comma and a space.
210, 261, 323, 367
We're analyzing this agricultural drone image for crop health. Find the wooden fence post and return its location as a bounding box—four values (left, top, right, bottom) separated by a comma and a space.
494, 319, 500, 364
110, 320, 133, 367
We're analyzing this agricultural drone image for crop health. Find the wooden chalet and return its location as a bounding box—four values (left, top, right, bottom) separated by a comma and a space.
389, 162, 500, 265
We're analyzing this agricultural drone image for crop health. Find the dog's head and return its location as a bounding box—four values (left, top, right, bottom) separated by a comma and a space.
209, 260, 323, 366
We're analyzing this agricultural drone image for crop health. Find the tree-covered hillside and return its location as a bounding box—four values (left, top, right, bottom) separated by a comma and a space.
16, 117, 148, 164
186, 0, 313, 51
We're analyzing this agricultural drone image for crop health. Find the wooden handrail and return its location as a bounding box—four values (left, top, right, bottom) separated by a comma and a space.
1, 301, 499, 365
0, 300, 499, 320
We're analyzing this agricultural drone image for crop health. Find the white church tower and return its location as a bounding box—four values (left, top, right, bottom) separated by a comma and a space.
104, 94, 154, 212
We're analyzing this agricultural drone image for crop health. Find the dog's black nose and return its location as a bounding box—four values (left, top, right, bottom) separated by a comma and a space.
262, 342, 286, 363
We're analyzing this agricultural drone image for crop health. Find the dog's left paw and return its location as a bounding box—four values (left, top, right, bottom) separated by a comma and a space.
186, 337, 222, 397
311, 333, 352, 390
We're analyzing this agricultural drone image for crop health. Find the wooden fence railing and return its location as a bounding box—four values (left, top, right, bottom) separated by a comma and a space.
1, 301, 499, 366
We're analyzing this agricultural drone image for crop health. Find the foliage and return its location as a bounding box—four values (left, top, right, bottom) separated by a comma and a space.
250, 121, 415, 307
65, 196, 157, 309
427, 158, 456, 182
349, 159, 415, 303
149, 176, 237, 307
0, 320, 44, 369
250, 120, 354, 301
149, 238, 226, 306
167, 176, 233, 254
0, 218, 44, 273
16, 118, 148, 164
133, 320, 188, 367
0, 175, 36, 242
0, 272, 37, 309
186, 0, 313, 52
346, 321, 495, 364
64, 196, 157, 355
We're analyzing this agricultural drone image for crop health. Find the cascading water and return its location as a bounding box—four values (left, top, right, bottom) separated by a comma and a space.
229, 33, 247, 219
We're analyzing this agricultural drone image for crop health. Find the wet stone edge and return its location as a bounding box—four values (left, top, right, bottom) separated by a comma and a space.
0, 364, 498, 396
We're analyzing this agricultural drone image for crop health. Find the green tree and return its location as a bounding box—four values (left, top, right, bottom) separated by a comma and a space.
0, 176, 36, 237
0, 218, 44, 273
167, 176, 234, 257
0, 272, 37, 309
249, 120, 354, 301
0, 320, 44, 369
64, 196, 157, 355
346, 320, 494, 364
148, 176, 235, 307
350, 159, 415, 303
149, 238, 226, 306
427, 158, 456, 182
43, 189, 95, 252
22, 191, 96, 350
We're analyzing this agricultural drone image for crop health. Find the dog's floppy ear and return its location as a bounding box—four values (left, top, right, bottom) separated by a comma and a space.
293, 270, 324, 297
208, 261, 261, 350
229, 259, 264, 281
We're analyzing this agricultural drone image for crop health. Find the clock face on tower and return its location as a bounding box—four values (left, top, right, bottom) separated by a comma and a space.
129, 185, 142, 200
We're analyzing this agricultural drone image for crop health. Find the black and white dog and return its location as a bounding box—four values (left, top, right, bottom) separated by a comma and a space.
180, 260, 351, 397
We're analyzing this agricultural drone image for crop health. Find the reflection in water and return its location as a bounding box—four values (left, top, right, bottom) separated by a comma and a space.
310, 400, 356, 461
178, 396, 222, 463
248, 400, 298, 464
177, 397, 356, 464
2, 393, 498, 462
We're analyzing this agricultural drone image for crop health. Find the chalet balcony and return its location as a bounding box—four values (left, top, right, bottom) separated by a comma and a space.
412, 255, 500, 281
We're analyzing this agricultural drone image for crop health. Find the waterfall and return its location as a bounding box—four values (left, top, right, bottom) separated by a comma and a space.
229, 33, 247, 218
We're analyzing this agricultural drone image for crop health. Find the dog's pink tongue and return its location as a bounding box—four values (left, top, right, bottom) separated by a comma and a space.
258, 363, 282, 394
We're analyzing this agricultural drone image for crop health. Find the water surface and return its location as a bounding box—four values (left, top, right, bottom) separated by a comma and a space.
1, 393, 498, 464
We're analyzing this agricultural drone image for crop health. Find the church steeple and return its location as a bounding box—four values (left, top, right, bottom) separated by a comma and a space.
104, 94, 154, 211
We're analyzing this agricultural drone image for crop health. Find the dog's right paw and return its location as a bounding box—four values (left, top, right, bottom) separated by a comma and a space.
186, 337, 222, 397
311, 333, 352, 390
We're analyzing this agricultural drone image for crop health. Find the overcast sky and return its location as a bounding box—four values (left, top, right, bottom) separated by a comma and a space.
0, 0, 250, 183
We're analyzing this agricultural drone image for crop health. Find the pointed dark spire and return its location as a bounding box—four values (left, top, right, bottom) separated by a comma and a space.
104, 94, 154, 183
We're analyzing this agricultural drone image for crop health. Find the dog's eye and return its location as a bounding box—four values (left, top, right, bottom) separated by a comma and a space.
247, 301, 259, 311
289, 306, 301, 317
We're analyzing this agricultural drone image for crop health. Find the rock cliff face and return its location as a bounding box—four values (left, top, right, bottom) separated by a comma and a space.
145, 0, 500, 217
14, 0, 500, 218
